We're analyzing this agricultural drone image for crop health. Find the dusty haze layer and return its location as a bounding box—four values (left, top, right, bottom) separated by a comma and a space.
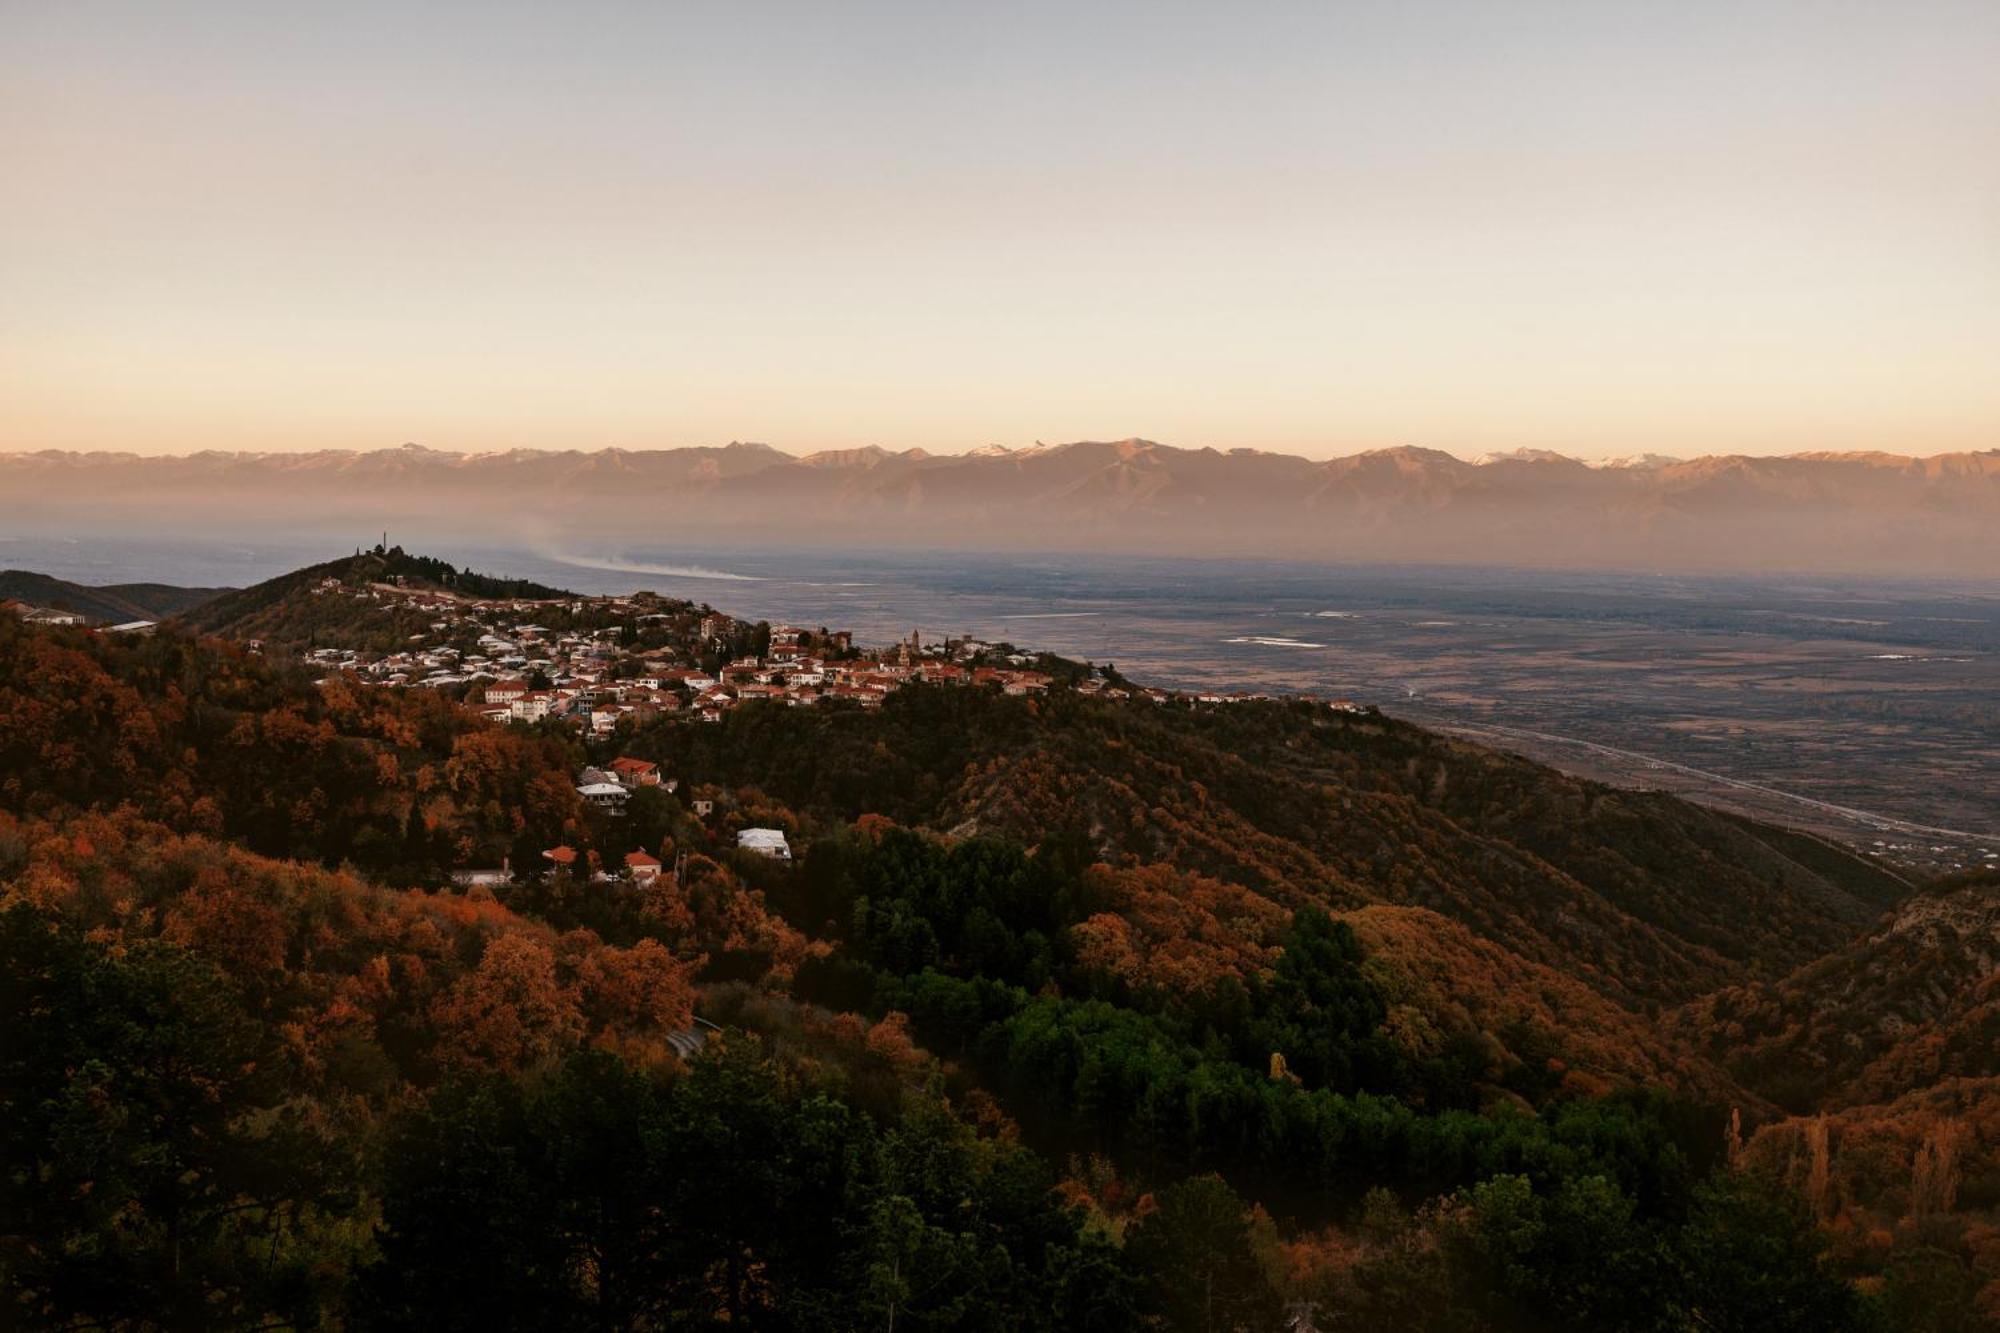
4, 439, 1997, 577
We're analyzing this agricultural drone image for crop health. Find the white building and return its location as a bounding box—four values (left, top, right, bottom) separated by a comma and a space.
577, 781, 630, 812
736, 828, 792, 860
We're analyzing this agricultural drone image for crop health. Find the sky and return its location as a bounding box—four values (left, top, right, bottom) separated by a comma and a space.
3, 1, 1998, 461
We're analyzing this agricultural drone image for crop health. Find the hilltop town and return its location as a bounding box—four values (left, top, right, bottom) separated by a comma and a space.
250, 548, 1358, 734
12, 549, 1980, 878
7, 545, 1368, 887
298, 576, 1084, 725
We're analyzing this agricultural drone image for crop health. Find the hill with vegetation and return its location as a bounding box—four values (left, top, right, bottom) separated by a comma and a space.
175, 545, 576, 650
646, 685, 1906, 1008
2, 580, 1993, 1330
0, 568, 230, 622
1675, 871, 2000, 1113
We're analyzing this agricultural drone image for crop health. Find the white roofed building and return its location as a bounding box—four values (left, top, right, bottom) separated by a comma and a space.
577, 781, 630, 812
736, 828, 791, 860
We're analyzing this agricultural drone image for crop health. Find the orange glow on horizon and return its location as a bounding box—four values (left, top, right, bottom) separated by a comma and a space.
3, 2, 1996, 462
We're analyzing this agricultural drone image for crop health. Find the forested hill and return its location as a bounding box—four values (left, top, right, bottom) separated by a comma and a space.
3, 599, 1993, 1330
174, 545, 576, 647
648, 684, 1907, 1008
0, 568, 230, 622
1674, 869, 2000, 1112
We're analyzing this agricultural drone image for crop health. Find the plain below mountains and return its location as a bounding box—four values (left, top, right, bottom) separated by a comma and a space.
5, 439, 1998, 575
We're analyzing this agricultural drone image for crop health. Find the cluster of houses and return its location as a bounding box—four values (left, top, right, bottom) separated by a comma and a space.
306, 590, 1085, 729
561, 754, 790, 882
292, 581, 1367, 732
304, 589, 658, 693
450, 750, 793, 890
303, 589, 744, 731
514, 634, 1073, 725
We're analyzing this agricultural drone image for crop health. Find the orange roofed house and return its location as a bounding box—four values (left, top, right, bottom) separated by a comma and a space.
608, 757, 662, 788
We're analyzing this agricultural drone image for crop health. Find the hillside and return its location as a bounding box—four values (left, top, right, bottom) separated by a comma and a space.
176, 545, 576, 650
2, 585, 1992, 1329
646, 685, 1907, 1008
6, 440, 1999, 575
1735, 1075, 2000, 1326
0, 569, 230, 623
0, 607, 587, 874
1675, 871, 2000, 1112
1343, 905, 1750, 1107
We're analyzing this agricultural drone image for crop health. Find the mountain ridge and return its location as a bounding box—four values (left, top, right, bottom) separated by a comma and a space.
6, 440, 1997, 575
14, 438, 1995, 468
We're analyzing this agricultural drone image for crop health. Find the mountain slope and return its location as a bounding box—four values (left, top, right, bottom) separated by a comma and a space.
176, 546, 574, 648
1675, 870, 2000, 1112
1345, 904, 1748, 1104
652, 686, 1908, 1008
0, 570, 231, 623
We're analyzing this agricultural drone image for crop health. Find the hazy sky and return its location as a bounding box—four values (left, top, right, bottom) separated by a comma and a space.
4, 1, 1998, 460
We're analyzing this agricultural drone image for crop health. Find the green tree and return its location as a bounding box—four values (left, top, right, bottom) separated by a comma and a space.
1251, 905, 1399, 1094
623, 783, 674, 858
1123, 1175, 1280, 1333
1, 907, 354, 1330
1675, 1172, 1861, 1333
1873, 1242, 1984, 1333
360, 1077, 572, 1331
1454, 1173, 1677, 1332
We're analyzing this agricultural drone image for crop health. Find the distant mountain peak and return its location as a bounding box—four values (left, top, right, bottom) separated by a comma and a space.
1475, 447, 1582, 466
1594, 453, 1684, 470
799, 446, 896, 468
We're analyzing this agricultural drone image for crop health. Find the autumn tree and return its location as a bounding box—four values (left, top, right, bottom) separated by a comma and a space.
430, 932, 584, 1074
